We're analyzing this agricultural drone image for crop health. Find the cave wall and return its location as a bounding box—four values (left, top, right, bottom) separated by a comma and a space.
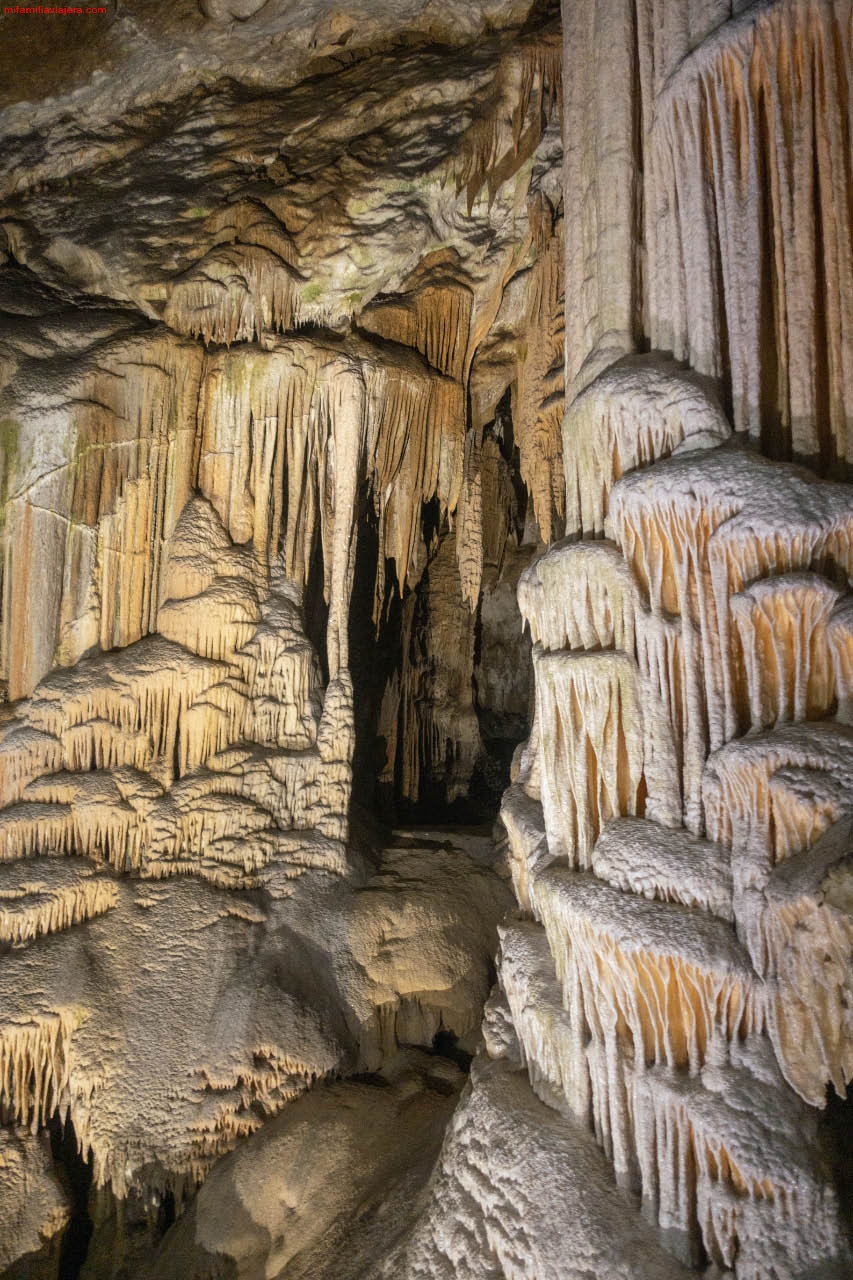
0, 0, 850, 1276
0, 8, 562, 1267
482, 1, 853, 1277
565, 0, 852, 470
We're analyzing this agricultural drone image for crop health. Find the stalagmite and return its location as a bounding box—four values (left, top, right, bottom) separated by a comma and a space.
0, 0, 851, 1275
702, 721, 853, 912
761, 816, 853, 1108
591, 817, 733, 920
629, 1042, 848, 1277
499, 782, 551, 913
518, 539, 637, 652
498, 919, 583, 1117
377, 1056, 693, 1280
827, 593, 853, 722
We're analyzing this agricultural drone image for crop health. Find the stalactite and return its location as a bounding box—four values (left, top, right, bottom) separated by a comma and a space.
0, 4, 849, 1269
453, 423, 518, 611
0, 859, 118, 946
760, 816, 853, 1108
536, 869, 761, 1075
360, 280, 473, 382
0, 490, 349, 883
702, 722, 853, 903
702, 722, 853, 1103
88, 1054, 327, 1200
1, 332, 204, 698
0, 1011, 75, 1132
518, 538, 681, 828
369, 363, 465, 614
325, 363, 367, 681
163, 244, 301, 346
563, 355, 731, 538
730, 573, 841, 728
534, 648, 645, 867
455, 30, 562, 213
648, 0, 853, 468
455, 428, 485, 610
608, 448, 853, 831
513, 192, 565, 544
498, 867, 846, 1279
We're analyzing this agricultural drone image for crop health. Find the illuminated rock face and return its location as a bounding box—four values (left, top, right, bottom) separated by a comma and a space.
484, 2, 853, 1276
499, 390, 853, 1274
0, 5, 551, 1270
0, 0, 851, 1278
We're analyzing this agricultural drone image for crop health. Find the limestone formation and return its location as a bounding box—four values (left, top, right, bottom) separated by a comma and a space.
0, 0, 851, 1276
0, 1129, 70, 1274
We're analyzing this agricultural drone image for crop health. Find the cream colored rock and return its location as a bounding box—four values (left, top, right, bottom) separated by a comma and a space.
591, 816, 733, 920
647, 0, 853, 465
608, 447, 853, 830
762, 816, 853, 1107
730, 573, 842, 729
563, 355, 731, 537
0, 0, 851, 1274
828, 593, 853, 722
376, 1056, 694, 1280
146, 1050, 465, 1280
0, 834, 508, 1204
534, 648, 645, 868
0, 495, 347, 884
518, 539, 637, 653
0, 857, 118, 947
0, 1128, 71, 1272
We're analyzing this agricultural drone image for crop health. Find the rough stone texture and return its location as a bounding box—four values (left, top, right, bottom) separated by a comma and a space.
0, 0, 851, 1276
563, 0, 853, 475
146, 1050, 465, 1280
374, 1056, 694, 1280
0, 1130, 70, 1274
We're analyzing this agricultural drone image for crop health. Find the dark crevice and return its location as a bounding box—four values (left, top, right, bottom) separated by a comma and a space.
431, 1030, 473, 1073
303, 504, 330, 686
824, 1087, 853, 1253
48, 1113, 94, 1280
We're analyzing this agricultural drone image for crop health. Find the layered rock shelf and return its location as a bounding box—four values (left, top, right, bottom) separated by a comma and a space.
0, 0, 850, 1276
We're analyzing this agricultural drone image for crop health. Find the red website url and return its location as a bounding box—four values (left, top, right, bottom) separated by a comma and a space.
3, 5, 108, 11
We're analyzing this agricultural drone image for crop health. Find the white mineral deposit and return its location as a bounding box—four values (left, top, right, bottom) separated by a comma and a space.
0, 0, 849, 1277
